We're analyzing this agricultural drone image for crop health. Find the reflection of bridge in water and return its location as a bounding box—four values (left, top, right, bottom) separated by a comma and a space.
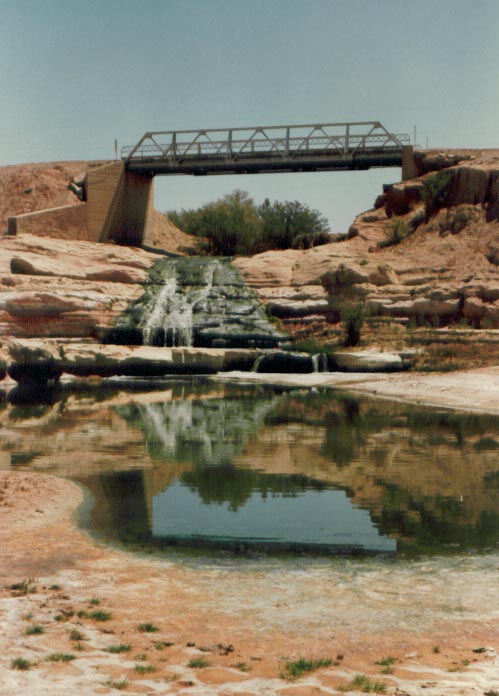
86, 121, 415, 246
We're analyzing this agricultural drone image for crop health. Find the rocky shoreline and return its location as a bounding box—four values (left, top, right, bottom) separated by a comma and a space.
1, 465, 498, 696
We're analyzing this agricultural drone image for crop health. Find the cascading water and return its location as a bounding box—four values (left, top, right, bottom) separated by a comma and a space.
109, 257, 286, 349
140, 262, 220, 347
140, 267, 193, 347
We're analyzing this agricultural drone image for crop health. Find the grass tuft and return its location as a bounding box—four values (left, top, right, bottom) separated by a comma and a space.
104, 644, 131, 654
11, 657, 33, 670
134, 663, 157, 674
281, 657, 332, 680
137, 622, 159, 633
25, 624, 45, 636
375, 655, 397, 674
234, 661, 251, 672
339, 674, 386, 693
70, 629, 86, 642
188, 657, 211, 669
88, 610, 112, 622
104, 678, 128, 689
46, 652, 76, 662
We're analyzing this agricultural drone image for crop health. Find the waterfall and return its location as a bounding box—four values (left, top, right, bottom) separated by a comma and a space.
312, 353, 329, 373
140, 261, 220, 348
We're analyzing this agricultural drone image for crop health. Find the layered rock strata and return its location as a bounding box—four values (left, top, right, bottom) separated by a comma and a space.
234, 150, 499, 332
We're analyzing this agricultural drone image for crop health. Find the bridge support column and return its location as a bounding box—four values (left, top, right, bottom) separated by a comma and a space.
402, 145, 417, 181
86, 161, 154, 246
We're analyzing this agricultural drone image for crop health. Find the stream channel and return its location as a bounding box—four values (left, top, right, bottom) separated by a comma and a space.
2, 378, 499, 560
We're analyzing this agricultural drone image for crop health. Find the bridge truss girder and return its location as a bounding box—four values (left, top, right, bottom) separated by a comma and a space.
122, 121, 410, 176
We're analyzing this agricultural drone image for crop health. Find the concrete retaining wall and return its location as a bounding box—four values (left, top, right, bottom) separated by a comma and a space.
8, 203, 87, 239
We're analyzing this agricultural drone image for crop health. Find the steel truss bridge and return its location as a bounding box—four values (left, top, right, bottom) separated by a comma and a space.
122, 121, 411, 176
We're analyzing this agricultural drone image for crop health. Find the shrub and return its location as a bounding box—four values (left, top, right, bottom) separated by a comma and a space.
422, 171, 452, 221
292, 230, 331, 249
378, 219, 411, 248
70, 629, 86, 642
10, 578, 37, 595
137, 623, 159, 633
341, 303, 365, 347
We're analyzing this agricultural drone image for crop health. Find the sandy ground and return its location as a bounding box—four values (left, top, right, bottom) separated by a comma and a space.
2, 368, 499, 695
220, 365, 499, 415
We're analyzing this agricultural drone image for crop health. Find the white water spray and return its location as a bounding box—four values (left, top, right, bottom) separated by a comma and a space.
140, 261, 220, 347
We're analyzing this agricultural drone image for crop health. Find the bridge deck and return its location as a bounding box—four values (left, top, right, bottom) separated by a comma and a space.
123, 121, 410, 176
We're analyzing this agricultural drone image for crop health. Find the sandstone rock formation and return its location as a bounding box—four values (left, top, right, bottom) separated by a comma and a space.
234, 149, 499, 334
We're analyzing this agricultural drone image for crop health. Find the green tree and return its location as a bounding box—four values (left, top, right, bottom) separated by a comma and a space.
258, 198, 330, 251
168, 190, 330, 256
168, 190, 260, 256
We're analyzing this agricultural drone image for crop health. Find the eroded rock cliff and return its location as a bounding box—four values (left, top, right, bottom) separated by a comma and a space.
234, 149, 499, 335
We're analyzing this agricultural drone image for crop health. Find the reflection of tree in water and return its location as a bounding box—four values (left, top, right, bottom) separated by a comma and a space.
378, 481, 499, 555
263, 390, 499, 554
407, 411, 499, 448
269, 390, 499, 467
180, 464, 329, 512
267, 392, 394, 468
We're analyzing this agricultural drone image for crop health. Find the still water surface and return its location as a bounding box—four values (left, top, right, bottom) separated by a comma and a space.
2, 378, 499, 559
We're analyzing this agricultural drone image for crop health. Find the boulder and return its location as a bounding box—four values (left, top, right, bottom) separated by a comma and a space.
332, 351, 403, 372
252, 351, 314, 373
368, 264, 398, 286
6, 339, 63, 392
384, 181, 424, 216
0, 291, 97, 316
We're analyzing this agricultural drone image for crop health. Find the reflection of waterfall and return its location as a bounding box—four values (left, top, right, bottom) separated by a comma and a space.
143, 401, 214, 464
140, 262, 219, 347
121, 394, 279, 468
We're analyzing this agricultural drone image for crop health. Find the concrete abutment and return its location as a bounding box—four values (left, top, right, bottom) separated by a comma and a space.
86, 161, 154, 246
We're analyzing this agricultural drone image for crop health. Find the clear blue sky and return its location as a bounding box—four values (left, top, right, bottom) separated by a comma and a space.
2, 0, 498, 232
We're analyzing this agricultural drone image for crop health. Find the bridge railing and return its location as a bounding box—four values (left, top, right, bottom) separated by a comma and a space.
122, 122, 410, 163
